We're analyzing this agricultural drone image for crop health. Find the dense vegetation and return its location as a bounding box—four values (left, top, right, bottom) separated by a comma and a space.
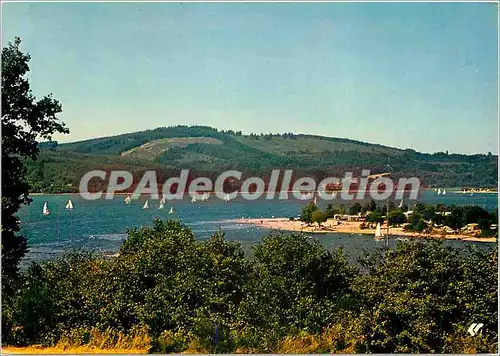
2, 219, 497, 353
27, 125, 498, 193
1, 37, 69, 339
300, 201, 498, 237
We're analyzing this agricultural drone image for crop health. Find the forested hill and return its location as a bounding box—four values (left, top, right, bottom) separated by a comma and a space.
29, 125, 497, 193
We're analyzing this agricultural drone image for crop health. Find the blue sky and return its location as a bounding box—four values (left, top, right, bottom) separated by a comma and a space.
2, 2, 498, 154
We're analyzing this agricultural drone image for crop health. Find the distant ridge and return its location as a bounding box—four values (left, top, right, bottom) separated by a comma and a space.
31, 125, 497, 193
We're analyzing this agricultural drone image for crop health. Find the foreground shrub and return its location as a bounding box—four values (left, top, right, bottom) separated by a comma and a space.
56, 325, 150, 351
353, 241, 498, 353
4, 219, 498, 353
237, 233, 358, 341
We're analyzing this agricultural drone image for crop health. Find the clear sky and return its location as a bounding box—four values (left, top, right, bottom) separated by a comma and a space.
2, 2, 498, 154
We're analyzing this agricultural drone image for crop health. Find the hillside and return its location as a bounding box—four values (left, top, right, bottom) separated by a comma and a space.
28, 125, 498, 193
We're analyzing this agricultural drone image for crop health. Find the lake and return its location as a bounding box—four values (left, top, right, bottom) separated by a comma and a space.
18, 190, 498, 264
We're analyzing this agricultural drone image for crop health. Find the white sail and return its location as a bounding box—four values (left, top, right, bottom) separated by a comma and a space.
224, 194, 230, 202
442, 189, 446, 195
124, 195, 131, 204
202, 193, 209, 202
398, 199, 404, 208
191, 195, 197, 203
43, 202, 50, 216
374, 223, 383, 239
169, 206, 175, 214
143, 200, 149, 209
437, 188, 442, 195
158, 202, 164, 210
65, 199, 73, 210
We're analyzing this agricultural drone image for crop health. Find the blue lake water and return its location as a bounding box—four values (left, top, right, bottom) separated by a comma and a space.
18, 190, 498, 264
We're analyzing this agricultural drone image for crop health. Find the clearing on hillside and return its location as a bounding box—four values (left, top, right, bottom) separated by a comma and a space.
120, 137, 223, 160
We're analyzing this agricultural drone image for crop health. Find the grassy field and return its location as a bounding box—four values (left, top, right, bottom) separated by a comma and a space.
1, 346, 148, 354
121, 137, 223, 160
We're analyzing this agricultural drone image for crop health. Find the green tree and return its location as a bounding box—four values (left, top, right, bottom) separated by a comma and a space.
366, 211, 384, 225
446, 207, 463, 230
325, 204, 335, 219
198, 230, 250, 325
300, 202, 318, 224
388, 210, 406, 226
1, 38, 68, 338
336, 204, 346, 215
362, 200, 377, 214
354, 242, 498, 353
237, 233, 357, 350
311, 210, 327, 227
348, 202, 363, 216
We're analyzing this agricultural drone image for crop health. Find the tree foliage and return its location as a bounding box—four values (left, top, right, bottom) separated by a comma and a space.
1, 38, 68, 338
299, 202, 318, 224
311, 210, 327, 226
3, 219, 497, 353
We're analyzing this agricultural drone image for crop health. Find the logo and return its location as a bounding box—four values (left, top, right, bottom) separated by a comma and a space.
468, 323, 484, 336
77, 169, 422, 202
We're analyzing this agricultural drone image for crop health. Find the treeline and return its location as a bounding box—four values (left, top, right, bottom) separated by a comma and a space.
24, 148, 497, 194
2, 220, 497, 353
300, 201, 498, 237
28, 125, 498, 191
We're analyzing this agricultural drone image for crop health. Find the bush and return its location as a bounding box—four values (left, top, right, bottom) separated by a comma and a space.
311, 210, 327, 226
300, 202, 318, 224
152, 329, 189, 353
388, 209, 406, 226
5, 219, 498, 353
56, 325, 150, 351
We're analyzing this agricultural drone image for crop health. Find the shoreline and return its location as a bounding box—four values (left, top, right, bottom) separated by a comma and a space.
234, 218, 497, 243
28, 187, 498, 196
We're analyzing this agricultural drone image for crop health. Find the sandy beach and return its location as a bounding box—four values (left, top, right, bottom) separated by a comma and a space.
235, 218, 497, 243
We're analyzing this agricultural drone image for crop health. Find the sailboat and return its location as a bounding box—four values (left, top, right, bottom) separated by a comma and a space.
42, 202, 50, 216
433, 188, 437, 192
202, 193, 210, 202
191, 195, 197, 203
442, 189, 446, 195
124, 195, 131, 204
437, 188, 442, 195
142, 200, 149, 209
374, 223, 384, 240
224, 194, 230, 202
169, 206, 175, 214
65, 199, 73, 210
158, 196, 165, 209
